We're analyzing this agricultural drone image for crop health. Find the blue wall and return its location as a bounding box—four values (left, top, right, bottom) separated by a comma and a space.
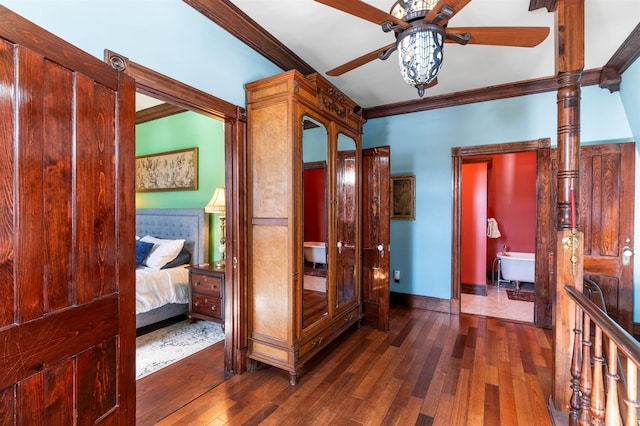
6, 1, 640, 319
2, 0, 282, 107
362, 87, 634, 302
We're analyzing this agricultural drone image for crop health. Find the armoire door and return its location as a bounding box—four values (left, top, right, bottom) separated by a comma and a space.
362, 146, 391, 331
0, 7, 136, 424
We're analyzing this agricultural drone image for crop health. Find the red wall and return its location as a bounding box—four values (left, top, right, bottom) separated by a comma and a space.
303, 168, 325, 242
486, 152, 537, 268
461, 162, 488, 285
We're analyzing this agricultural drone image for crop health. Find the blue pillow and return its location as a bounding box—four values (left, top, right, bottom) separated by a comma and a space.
136, 240, 155, 267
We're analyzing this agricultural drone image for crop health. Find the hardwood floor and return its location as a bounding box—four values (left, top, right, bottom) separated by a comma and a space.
136, 340, 227, 425
138, 306, 553, 425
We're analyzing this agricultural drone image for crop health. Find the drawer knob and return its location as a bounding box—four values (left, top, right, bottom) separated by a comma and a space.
211, 306, 216, 311
211, 285, 217, 290
311, 337, 324, 347
194, 301, 200, 307
195, 281, 200, 286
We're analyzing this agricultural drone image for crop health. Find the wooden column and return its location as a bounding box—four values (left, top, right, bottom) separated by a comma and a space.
552, 0, 585, 413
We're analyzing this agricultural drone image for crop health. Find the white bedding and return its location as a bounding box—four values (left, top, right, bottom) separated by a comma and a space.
136, 265, 190, 314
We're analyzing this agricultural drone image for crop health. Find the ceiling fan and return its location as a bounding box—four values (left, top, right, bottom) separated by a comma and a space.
315, 0, 550, 97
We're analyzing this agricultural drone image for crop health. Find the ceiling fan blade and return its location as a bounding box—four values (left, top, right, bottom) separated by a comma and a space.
314, 0, 410, 29
326, 42, 396, 76
445, 27, 550, 47
424, 0, 472, 23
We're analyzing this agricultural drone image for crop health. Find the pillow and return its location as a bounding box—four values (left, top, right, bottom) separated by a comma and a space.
135, 240, 155, 267
161, 247, 192, 269
140, 235, 185, 270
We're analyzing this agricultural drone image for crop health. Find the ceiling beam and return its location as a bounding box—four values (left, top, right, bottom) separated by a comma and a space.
599, 22, 640, 92
184, 0, 315, 75
185, 0, 638, 118
364, 69, 601, 119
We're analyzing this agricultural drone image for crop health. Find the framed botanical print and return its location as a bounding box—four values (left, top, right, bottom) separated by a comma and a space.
391, 174, 415, 220
136, 147, 198, 192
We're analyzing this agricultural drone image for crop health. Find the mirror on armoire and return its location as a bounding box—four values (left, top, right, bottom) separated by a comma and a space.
336, 132, 357, 308
301, 115, 329, 328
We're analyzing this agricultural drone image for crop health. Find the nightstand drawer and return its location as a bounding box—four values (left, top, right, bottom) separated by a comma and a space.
192, 294, 222, 319
191, 273, 222, 297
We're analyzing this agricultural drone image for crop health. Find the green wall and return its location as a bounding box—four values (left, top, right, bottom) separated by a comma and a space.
136, 111, 225, 263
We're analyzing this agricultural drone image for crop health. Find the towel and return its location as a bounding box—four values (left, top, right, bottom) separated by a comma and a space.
487, 218, 501, 238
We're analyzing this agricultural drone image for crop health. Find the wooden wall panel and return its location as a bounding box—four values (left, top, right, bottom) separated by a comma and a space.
0, 7, 136, 423
77, 338, 118, 423
43, 61, 74, 312
16, 47, 46, 323
0, 39, 14, 327
45, 359, 74, 424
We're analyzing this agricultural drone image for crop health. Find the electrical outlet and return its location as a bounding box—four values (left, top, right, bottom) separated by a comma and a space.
393, 270, 400, 283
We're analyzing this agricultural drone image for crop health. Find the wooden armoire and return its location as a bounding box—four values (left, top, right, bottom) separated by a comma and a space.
246, 70, 365, 384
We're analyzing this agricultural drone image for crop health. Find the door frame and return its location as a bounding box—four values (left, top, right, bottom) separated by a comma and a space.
104, 51, 248, 373
452, 138, 551, 326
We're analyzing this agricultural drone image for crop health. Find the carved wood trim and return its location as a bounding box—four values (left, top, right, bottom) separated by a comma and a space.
451, 138, 552, 328
104, 49, 248, 376
105, 49, 242, 121
183, 0, 315, 76
136, 103, 186, 124
364, 69, 601, 119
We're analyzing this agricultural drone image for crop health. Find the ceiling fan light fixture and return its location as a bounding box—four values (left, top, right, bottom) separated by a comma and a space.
397, 25, 444, 97
391, 0, 439, 21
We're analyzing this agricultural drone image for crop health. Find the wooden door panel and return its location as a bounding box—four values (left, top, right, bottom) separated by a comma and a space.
550, 142, 634, 330
336, 150, 358, 308
362, 146, 390, 331
0, 7, 135, 424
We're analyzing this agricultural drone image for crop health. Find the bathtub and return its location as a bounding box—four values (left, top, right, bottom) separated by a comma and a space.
304, 241, 326, 267
497, 251, 535, 286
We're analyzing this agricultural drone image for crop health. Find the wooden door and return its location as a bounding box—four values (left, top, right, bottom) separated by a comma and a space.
336, 149, 358, 308
0, 7, 136, 424
361, 146, 391, 330
550, 142, 635, 331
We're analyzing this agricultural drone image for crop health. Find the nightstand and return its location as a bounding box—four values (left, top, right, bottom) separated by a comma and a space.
187, 264, 224, 327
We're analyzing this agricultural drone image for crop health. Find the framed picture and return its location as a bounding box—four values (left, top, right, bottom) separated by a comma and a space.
136, 147, 198, 192
391, 174, 415, 220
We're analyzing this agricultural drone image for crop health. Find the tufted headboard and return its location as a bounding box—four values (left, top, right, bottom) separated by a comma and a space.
136, 208, 209, 265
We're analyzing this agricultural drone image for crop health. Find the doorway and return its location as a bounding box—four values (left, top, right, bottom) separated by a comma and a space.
460, 153, 537, 322
452, 139, 550, 326
104, 51, 247, 421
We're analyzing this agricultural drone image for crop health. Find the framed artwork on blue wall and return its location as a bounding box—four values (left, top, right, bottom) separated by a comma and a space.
391, 174, 415, 220
136, 147, 198, 192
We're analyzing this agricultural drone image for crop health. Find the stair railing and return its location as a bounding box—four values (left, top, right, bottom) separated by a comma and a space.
565, 285, 640, 425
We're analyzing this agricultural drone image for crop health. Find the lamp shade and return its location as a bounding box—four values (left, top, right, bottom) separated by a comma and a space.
204, 186, 226, 214
397, 26, 444, 97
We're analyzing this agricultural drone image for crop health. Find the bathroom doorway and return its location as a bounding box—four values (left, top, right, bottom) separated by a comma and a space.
457, 144, 540, 322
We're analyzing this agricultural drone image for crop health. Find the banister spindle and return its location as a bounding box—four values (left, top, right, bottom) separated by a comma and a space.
604, 340, 620, 426
570, 305, 583, 425
579, 315, 592, 425
625, 359, 638, 426
590, 325, 605, 424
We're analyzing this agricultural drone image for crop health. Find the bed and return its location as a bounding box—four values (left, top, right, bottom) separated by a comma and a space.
135, 208, 209, 329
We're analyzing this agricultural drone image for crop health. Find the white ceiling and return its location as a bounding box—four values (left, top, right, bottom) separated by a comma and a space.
136, 93, 164, 111
229, 0, 640, 108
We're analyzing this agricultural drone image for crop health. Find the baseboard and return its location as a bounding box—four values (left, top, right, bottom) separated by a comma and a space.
390, 291, 455, 314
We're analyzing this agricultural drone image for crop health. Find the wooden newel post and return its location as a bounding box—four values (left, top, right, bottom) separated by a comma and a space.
551, 0, 585, 414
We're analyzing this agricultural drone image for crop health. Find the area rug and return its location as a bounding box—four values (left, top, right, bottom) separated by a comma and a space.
136, 320, 225, 380
506, 290, 535, 303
